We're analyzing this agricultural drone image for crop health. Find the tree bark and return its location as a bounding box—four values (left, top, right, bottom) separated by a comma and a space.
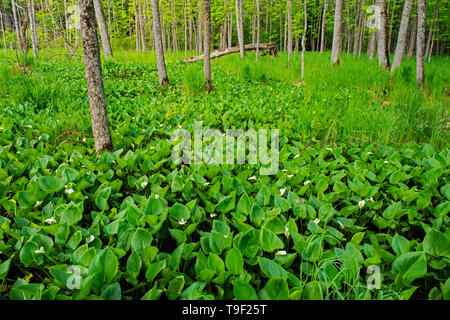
93, 0, 113, 58
151, 0, 170, 86
301, 0, 307, 79
331, 0, 343, 65
11, 0, 23, 52
0, 9, 7, 54
236, 0, 245, 59
184, 0, 188, 55
377, 0, 390, 70
133, 0, 140, 52
407, 15, 416, 59
203, 0, 211, 92
28, 0, 38, 59
287, 0, 292, 67
416, 0, 426, 89
139, 0, 147, 53
79, 0, 114, 154
256, 0, 260, 62
320, 0, 327, 53
391, 0, 412, 72
181, 42, 278, 62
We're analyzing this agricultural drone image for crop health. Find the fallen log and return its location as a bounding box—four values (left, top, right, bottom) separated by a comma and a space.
179, 42, 278, 63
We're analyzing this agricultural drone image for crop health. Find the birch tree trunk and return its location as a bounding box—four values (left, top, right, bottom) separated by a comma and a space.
203, 0, 211, 92
301, 0, 307, 79
407, 16, 416, 58
93, 0, 113, 58
416, 0, 426, 89
184, 0, 188, 55
330, 0, 343, 65
256, 0, 260, 62
320, 0, 327, 53
11, 0, 23, 52
139, 0, 147, 53
0, 9, 7, 54
133, 0, 140, 52
79, 0, 114, 154
28, 0, 38, 59
236, 0, 245, 59
287, 0, 292, 67
377, 0, 390, 70
391, 0, 412, 72
197, 0, 203, 53
151, 0, 170, 86
367, 32, 377, 59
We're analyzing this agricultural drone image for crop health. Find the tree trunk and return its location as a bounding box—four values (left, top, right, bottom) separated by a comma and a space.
416, 0, 425, 89
301, 0, 307, 79
287, 0, 292, 67
367, 31, 377, 59
197, 0, 203, 53
387, 0, 396, 53
151, 0, 170, 86
184, 0, 188, 55
377, 0, 390, 70
28, 0, 38, 59
79, 0, 114, 154
228, 7, 233, 47
391, 0, 412, 72
236, 0, 245, 59
331, 0, 343, 65
407, 15, 416, 59
181, 42, 278, 62
11, 0, 23, 52
133, 0, 140, 52
203, 0, 211, 92
256, 0, 260, 62
93, 0, 113, 58
0, 9, 7, 54
320, 0, 327, 52
139, 0, 147, 53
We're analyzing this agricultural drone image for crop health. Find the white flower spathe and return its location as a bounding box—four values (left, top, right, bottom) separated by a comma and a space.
178, 218, 187, 225
141, 181, 148, 188
248, 176, 257, 181
304, 180, 311, 186
44, 217, 57, 225
87, 235, 95, 243
288, 174, 294, 178
358, 200, 366, 208
34, 247, 45, 254
313, 218, 320, 224
277, 250, 287, 255
280, 188, 286, 196
66, 189, 75, 195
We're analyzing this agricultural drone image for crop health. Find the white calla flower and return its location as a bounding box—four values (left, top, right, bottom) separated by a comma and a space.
141, 181, 148, 188
277, 250, 287, 255
358, 200, 366, 208
313, 218, 320, 224
280, 188, 286, 196
178, 218, 187, 225
304, 180, 311, 186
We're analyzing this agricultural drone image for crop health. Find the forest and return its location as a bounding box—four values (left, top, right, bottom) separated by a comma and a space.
0, 0, 448, 302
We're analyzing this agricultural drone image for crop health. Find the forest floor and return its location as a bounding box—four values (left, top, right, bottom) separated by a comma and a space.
0, 49, 448, 300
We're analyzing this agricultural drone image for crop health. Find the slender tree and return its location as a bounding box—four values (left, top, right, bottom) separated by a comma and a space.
93, 0, 113, 58
331, 0, 343, 65
320, 0, 327, 53
377, 0, 390, 69
79, 0, 114, 154
151, 0, 170, 86
407, 15, 417, 59
236, 0, 245, 59
203, 0, 211, 92
391, 0, 412, 72
256, 0, 260, 62
28, 0, 38, 59
301, 0, 307, 79
0, 9, 7, 54
416, 0, 426, 89
287, 0, 292, 67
